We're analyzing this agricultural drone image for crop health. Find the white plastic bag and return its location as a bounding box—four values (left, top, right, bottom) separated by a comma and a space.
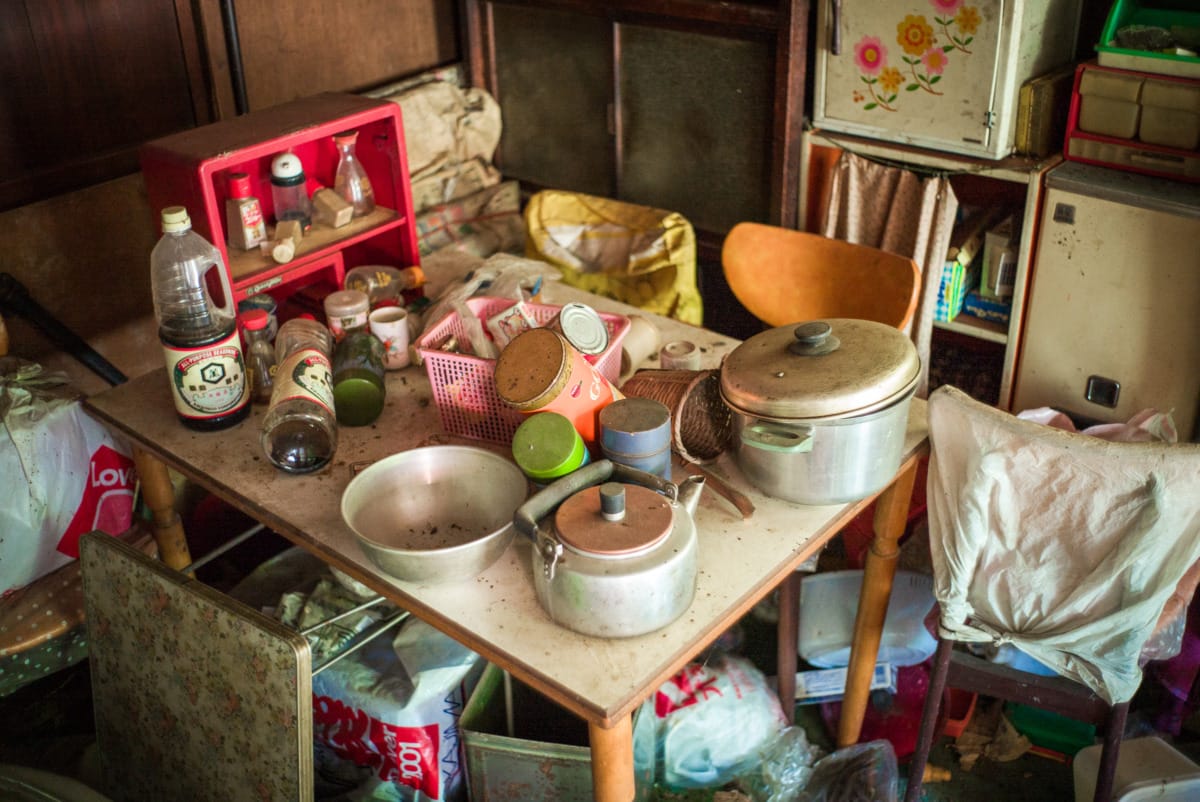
650, 654, 788, 790
312, 616, 484, 801
1, 360, 135, 596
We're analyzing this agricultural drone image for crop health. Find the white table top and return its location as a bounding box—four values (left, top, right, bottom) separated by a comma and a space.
85, 285, 928, 727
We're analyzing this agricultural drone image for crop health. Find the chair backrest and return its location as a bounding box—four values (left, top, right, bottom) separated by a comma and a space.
926, 385, 1200, 704
721, 222, 920, 330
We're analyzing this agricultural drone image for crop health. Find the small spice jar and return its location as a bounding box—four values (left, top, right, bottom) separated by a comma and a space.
323, 289, 370, 343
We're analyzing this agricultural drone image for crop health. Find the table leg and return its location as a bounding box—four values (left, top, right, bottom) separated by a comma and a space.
132, 446, 192, 570
776, 570, 801, 724
589, 715, 635, 802
836, 457, 919, 747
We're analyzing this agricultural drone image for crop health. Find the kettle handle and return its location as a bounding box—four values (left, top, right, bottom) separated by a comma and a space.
514, 459, 676, 543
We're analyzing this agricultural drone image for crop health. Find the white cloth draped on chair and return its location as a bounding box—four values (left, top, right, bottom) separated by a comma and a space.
820, 151, 958, 398
926, 386, 1200, 705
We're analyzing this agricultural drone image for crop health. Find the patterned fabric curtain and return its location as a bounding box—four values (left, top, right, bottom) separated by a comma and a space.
821, 151, 958, 398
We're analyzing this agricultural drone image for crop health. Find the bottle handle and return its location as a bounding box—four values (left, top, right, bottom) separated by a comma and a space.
205, 259, 239, 318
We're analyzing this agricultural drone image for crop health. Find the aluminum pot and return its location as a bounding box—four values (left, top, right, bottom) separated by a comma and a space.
720, 319, 919, 504
341, 446, 529, 583
513, 460, 705, 638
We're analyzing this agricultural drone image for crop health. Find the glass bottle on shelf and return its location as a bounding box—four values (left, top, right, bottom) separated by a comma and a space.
270, 152, 313, 230
240, 308, 276, 405
333, 129, 376, 218
151, 205, 250, 431
261, 316, 337, 473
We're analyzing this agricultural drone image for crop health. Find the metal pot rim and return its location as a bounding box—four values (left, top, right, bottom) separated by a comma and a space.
719, 318, 921, 419
721, 372, 918, 423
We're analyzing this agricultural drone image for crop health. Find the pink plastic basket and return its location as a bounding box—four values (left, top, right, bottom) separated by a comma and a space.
417, 297, 629, 443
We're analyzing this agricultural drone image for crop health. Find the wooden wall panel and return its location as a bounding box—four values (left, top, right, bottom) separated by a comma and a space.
0, 0, 199, 210
197, 0, 460, 117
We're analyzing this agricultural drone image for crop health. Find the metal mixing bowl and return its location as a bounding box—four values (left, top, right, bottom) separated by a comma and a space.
341, 445, 529, 583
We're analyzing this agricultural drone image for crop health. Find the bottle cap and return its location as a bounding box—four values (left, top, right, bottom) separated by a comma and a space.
228, 172, 253, 198
333, 129, 359, 145
270, 153, 306, 185
160, 206, 191, 233
240, 309, 269, 331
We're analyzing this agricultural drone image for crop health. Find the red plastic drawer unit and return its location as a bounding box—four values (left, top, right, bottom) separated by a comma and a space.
140, 93, 420, 305
1064, 61, 1200, 183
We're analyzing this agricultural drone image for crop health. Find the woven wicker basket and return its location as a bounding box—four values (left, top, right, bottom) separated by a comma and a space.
619, 369, 731, 463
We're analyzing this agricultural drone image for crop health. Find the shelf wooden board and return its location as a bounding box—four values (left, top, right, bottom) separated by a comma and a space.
228, 206, 401, 284
807, 128, 1061, 184
934, 314, 1007, 344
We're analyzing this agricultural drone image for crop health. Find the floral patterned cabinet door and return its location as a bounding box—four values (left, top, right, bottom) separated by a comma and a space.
80, 532, 314, 802
812, 0, 1084, 159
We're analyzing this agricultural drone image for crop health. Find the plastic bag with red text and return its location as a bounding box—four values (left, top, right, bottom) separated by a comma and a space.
1, 359, 135, 597
312, 616, 483, 801
651, 653, 788, 790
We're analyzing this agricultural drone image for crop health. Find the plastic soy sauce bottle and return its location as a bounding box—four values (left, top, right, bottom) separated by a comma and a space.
151, 205, 250, 431
261, 316, 337, 473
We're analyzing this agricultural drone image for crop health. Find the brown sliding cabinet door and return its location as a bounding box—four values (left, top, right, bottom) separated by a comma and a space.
464, 0, 810, 236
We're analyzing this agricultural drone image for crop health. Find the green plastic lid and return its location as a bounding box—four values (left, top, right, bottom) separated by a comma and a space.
333, 371, 384, 426
512, 412, 587, 481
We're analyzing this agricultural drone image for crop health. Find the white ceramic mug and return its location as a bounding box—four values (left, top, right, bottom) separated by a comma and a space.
368, 306, 410, 369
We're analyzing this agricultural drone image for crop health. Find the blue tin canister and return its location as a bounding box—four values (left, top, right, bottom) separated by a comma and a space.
599, 398, 673, 480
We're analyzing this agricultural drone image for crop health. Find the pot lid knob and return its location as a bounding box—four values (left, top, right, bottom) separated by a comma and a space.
789, 321, 840, 356
600, 482, 625, 522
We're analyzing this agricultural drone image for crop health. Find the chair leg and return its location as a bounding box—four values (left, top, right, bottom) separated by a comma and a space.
1091, 701, 1129, 802
904, 637, 953, 802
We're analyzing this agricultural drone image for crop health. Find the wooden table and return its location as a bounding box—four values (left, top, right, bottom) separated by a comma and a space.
84, 287, 928, 801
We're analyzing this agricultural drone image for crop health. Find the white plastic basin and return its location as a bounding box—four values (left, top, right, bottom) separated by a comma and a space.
798, 569, 937, 668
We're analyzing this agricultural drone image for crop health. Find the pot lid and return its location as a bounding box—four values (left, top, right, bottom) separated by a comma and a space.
720, 319, 920, 419
554, 483, 674, 556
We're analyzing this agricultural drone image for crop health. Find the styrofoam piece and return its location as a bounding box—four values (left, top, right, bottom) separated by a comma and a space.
1073, 736, 1200, 802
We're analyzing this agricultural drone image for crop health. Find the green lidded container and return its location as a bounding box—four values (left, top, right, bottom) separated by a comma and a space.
511, 412, 590, 483
332, 330, 386, 426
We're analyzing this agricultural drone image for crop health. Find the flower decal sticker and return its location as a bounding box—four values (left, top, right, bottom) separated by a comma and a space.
849, 0, 980, 112
855, 36, 888, 75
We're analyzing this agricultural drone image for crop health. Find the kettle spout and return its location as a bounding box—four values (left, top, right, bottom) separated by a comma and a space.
677, 474, 705, 517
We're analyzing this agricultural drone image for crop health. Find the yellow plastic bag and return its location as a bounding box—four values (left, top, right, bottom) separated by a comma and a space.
524, 191, 702, 325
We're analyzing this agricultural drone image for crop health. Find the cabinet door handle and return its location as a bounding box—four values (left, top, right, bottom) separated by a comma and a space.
831, 0, 842, 56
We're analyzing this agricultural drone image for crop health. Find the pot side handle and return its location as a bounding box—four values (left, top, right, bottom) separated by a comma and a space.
741, 421, 815, 454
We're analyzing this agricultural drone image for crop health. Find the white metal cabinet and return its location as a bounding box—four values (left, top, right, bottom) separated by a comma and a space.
812, 0, 1082, 159
1014, 162, 1200, 440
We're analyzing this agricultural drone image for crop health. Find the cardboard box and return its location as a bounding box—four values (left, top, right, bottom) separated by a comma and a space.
980, 215, 1019, 300
935, 207, 1004, 321
793, 662, 897, 707
963, 290, 1012, 325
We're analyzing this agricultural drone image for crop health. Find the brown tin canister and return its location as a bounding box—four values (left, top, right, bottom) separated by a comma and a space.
494, 328, 621, 445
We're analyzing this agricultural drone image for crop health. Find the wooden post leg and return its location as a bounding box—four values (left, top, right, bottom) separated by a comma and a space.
132, 446, 191, 570
777, 570, 801, 725
837, 456, 919, 748
589, 715, 635, 802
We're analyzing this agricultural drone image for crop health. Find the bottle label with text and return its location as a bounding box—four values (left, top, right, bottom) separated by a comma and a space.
270, 348, 335, 413
163, 330, 249, 420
